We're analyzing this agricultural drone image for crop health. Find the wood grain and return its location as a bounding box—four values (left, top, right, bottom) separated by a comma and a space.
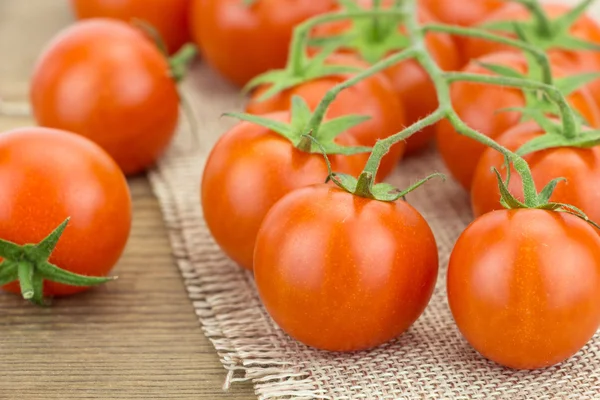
0, 1, 254, 399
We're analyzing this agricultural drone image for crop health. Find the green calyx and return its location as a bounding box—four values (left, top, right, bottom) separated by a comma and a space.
481, 0, 600, 52
225, 96, 372, 156
493, 158, 599, 228
0, 218, 115, 306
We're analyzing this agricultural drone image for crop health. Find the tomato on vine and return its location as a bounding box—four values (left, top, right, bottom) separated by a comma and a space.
70, 0, 192, 54
190, 0, 337, 87
420, 0, 505, 27
0, 127, 132, 305
471, 120, 600, 222
202, 100, 372, 271
436, 51, 600, 189
254, 170, 439, 351
246, 54, 406, 179
448, 208, 600, 369
31, 19, 195, 176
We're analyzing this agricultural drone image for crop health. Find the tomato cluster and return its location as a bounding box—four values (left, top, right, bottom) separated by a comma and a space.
3, 0, 600, 375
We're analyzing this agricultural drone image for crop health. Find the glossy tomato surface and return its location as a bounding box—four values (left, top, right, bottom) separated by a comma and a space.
420, 0, 505, 27
71, 0, 191, 54
247, 54, 406, 179
30, 19, 180, 176
436, 51, 600, 190
471, 121, 600, 223
190, 0, 337, 87
201, 113, 365, 271
254, 185, 439, 352
0, 128, 132, 297
312, 1, 460, 155
448, 209, 600, 369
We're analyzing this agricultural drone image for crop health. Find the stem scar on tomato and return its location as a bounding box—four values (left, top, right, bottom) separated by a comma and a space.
0, 218, 115, 306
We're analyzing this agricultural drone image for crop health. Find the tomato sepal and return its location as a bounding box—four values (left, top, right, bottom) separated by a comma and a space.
516, 129, 600, 155
0, 218, 116, 306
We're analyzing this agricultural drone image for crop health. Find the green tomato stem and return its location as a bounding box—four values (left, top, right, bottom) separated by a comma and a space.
423, 23, 554, 85
443, 72, 578, 139
510, 0, 553, 37
18, 262, 35, 300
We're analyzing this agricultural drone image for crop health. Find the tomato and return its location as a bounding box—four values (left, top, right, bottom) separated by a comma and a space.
420, 0, 505, 27
0, 127, 132, 297
190, 0, 337, 87
447, 208, 600, 369
247, 54, 406, 180
30, 19, 180, 176
254, 184, 438, 352
436, 51, 600, 190
471, 121, 600, 223
463, 3, 600, 104
201, 112, 365, 271
312, 1, 460, 155
71, 0, 191, 54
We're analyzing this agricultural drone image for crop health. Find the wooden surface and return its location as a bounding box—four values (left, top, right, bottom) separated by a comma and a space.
0, 1, 254, 399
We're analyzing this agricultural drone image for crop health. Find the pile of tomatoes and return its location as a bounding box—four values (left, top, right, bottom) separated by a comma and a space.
3, 0, 600, 373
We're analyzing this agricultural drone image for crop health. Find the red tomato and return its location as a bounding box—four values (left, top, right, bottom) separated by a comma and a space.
30, 19, 180, 176
247, 54, 406, 180
0, 128, 132, 297
448, 209, 600, 369
436, 51, 600, 190
254, 184, 439, 352
420, 0, 505, 27
190, 0, 337, 87
312, 0, 460, 155
201, 112, 365, 271
71, 0, 191, 54
463, 3, 600, 104
471, 121, 600, 223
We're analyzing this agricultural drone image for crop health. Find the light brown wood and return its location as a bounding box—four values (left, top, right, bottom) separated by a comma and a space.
0, 1, 254, 399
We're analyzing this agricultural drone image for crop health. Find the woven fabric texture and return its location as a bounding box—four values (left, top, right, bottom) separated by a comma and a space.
147, 55, 600, 399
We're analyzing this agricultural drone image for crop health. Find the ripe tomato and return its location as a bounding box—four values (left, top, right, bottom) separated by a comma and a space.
247, 54, 406, 180
201, 112, 365, 271
190, 0, 337, 87
448, 209, 600, 369
471, 121, 600, 223
30, 19, 180, 176
463, 3, 600, 103
254, 184, 439, 352
420, 0, 505, 27
70, 0, 191, 54
0, 127, 132, 297
436, 51, 600, 190
312, 1, 459, 155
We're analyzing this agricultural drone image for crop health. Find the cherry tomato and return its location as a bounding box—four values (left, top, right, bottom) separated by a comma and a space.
201, 112, 365, 271
420, 0, 505, 27
312, 0, 460, 155
247, 54, 406, 180
190, 0, 337, 87
0, 127, 132, 297
254, 184, 439, 352
448, 208, 600, 369
463, 3, 600, 104
30, 19, 180, 176
71, 0, 191, 54
471, 121, 600, 223
436, 51, 600, 190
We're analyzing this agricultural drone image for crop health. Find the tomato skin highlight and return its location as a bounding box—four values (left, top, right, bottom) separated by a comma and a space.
70, 0, 192, 54
247, 54, 406, 180
254, 185, 439, 352
190, 0, 337, 87
201, 113, 365, 271
436, 51, 600, 190
30, 19, 180, 176
471, 121, 600, 221
447, 209, 600, 369
419, 0, 505, 27
0, 128, 132, 297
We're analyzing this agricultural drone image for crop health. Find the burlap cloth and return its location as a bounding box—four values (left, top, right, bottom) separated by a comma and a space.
147, 54, 600, 398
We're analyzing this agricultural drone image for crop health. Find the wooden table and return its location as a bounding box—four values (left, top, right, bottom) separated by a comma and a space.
0, 2, 254, 399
